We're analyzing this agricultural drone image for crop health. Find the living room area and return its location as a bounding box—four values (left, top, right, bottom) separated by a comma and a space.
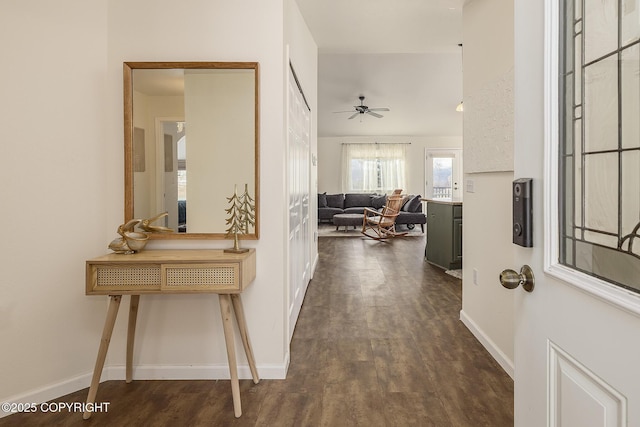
317, 49, 463, 224
313, 38, 464, 238
312, 63, 465, 300
317, 135, 463, 239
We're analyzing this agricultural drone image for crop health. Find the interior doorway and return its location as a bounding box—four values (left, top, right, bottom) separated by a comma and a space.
155, 117, 185, 232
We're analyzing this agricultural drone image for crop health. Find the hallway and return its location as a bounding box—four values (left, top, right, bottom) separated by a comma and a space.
0, 236, 513, 426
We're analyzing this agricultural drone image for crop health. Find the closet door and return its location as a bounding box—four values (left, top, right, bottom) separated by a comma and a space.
287, 64, 311, 341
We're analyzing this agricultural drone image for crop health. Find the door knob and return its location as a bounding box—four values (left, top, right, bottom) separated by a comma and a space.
500, 265, 535, 292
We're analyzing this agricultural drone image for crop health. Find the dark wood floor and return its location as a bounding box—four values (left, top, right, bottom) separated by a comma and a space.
0, 236, 513, 427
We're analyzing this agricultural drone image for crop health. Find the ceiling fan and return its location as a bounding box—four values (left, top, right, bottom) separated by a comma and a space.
333, 95, 390, 119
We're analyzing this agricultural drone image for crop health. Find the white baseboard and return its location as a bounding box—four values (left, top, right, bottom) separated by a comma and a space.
311, 253, 319, 279
459, 309, 514, 379
0, 372, 93, 418
1, 362, 288, 419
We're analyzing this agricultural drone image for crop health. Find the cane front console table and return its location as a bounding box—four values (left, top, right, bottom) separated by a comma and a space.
83, 249, 258, 420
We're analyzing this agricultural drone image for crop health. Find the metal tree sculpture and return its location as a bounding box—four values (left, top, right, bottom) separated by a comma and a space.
224, 184, 254, 253
239, 183, 256, 234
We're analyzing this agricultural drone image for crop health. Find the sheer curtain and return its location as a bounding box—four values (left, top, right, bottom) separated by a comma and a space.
341, 143, 407, 193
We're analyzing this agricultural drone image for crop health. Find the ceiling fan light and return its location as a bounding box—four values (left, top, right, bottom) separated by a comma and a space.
333, 95, 389, 119
456, 101, 464, 112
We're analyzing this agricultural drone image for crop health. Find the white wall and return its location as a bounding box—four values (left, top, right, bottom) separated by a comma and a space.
184, 71, 255, 233
460, 0, 515, 376
0, 0, 317, 411
0, 0, 112, 405
318, 136, 462, 196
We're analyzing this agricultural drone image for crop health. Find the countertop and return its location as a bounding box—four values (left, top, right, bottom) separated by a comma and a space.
421, 198, 463, 205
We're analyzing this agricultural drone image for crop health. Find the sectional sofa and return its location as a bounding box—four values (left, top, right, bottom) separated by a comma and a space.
317, 192, 426, 231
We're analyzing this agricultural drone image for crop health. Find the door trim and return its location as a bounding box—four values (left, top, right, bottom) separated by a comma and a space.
542, 0, 640, 317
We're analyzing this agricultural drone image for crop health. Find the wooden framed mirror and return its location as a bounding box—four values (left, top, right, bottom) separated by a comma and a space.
124, 62, 259, 239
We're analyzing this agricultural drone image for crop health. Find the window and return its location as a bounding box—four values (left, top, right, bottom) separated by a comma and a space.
432, 157, 453, 198
341, 143, 406, 193
559, 0, 640, 293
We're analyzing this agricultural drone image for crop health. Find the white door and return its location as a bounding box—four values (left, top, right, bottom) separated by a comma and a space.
512, 1, 640, 426
425, 148, 463, 200
287, 64, 311, 341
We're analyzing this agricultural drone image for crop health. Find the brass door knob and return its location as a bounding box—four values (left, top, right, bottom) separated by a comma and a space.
500, 265, 535, 292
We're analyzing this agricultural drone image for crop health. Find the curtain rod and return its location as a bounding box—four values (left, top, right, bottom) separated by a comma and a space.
341, 142, 411, 145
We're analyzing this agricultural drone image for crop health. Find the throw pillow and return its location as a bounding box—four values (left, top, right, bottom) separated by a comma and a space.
370, 194, 387, 209
318, 192, 328, 208
405, 195, 423, 212
325, 193, 345, 209
401, 194, 414, 211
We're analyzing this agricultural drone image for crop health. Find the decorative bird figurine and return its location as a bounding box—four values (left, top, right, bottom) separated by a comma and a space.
108, 219, 148, 254
139, 212, 174, 233
108, 236, 131, 254
122, 231, 149, 253
108, 213, 172, 254
118, 219, 142, 235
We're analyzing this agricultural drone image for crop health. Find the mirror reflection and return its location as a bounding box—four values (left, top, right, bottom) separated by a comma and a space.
124, 62, 259, 239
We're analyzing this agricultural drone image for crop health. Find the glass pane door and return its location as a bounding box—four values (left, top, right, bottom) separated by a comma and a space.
425, 149, 463, 200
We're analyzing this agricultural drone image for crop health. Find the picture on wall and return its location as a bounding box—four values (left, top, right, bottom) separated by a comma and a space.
133, 127, 145, 172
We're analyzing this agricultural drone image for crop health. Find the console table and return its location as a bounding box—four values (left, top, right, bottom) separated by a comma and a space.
83, 249, 258, 419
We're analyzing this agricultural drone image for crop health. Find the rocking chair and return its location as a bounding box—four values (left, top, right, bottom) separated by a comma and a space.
361, 190, 408, 240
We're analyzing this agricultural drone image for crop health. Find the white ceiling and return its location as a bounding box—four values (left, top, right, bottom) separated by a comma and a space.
295, 0, 464, 138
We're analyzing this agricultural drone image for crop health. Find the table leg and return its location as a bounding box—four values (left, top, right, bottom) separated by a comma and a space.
126, 295, 140, 383
219, 294, 242, 418
230, 294, 260, 384
83, 295, 122, 420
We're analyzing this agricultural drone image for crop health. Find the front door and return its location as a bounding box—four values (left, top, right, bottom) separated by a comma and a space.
513, 0, 640, 425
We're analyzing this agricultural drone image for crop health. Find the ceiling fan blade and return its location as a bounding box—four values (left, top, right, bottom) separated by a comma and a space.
368, 108, 390, 112
366, 111, 383, 118
333, 110, 356, 114
348, 112, 359, 120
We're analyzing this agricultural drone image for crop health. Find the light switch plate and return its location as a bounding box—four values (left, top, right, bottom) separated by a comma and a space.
466, 179, 475, 193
